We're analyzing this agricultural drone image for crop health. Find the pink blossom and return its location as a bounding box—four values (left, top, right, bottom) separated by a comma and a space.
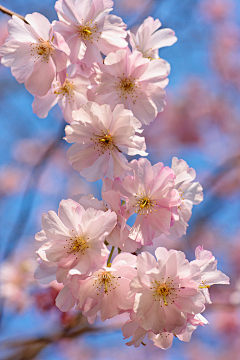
93, 49, 170, 125
128, 248, 205, 334
115, 158, 181, 246
129, 17, 177, 60
0, 13, 70, 96
167, 157, 203, 240
74, 253, 137, 322
32, 71, 90, 123
53, 0, 127, 65
35, 199, 117, 282
149, 313, 209, 349
65, 102, 147, 181
122, 311, 208, 349
191, 246, 230, 303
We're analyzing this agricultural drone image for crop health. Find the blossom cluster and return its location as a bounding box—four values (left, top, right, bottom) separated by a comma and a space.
0, 0, 230, 350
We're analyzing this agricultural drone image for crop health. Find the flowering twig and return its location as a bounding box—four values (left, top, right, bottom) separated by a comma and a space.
0, 5, 28, 23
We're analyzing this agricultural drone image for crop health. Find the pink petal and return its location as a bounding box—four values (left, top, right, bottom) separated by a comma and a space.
25, 57, 56, 96
56, 285, 76, 311
25, 13, 51, 41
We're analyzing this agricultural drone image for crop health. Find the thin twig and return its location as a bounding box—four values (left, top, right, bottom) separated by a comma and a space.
0, 5, 28, 23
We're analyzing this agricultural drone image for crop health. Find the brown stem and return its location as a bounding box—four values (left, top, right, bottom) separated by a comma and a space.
0, 5, 28, 23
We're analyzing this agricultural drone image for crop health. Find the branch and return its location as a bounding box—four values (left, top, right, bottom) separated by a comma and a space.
1, 315, 114, 360
0, 5, 28, 23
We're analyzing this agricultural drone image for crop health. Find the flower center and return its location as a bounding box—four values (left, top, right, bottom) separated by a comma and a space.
79, 25, 92, 40
155, 284, 170, 305
151, 280, 185, 306
30, 40, 53, 61
94, 271, 119, 295
65, 236, 88, 255
120, 79, 134, 91
53, 80, 75, 100
135, 189, 157, 216
78, 21, 99, 42
100, 134, 113, 146
90, 131, 122, 155
152, 280, 177, 306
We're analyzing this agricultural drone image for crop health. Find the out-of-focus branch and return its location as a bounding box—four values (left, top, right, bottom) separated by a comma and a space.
0, 5, 28, 23
192, 153, 240, 223
1, 314, 115, 360
203, 154, 240, 190
3, 122, 65, 261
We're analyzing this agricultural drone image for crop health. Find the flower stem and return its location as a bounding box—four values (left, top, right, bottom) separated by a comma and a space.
0, 5, 28, 23
107, 246, 115, 266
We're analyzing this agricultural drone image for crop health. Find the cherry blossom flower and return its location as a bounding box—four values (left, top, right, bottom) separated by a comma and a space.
32, 71, 90, 123
0, 13, 70, 96
115, 158, 181, 246
191, 246, 230, 303
149, 313, 209, 349
53, 0, 127, 64
35, 199, 117, 282
74, 253, 137, 322
128, 17, 177, 60
122, 311, 208, 349
65, 102, 147, 181
167, 157, 203, 240
93, 48, 170, 125
128, 248, 206, 334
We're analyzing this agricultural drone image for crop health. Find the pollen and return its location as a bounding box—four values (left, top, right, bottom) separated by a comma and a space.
66, 236, 89, 255
94, 271, 119, 295
99, 134, 113, 146
30, 39, 54, 62
134, 188, 157, 216
116, 76, 142, 101
78, 20, 98, 42
153, 280, 178, 306
53, 80, 75, 102
119, 79, 134, 91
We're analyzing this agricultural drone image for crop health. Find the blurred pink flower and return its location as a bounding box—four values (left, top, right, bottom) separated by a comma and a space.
0, 257, 37, 311
200, 0, 234, 22
13, 138, 47, 165
0, 166, 26, 196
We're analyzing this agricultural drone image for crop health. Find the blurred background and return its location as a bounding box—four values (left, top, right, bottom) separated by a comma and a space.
0, 0, 240, 359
